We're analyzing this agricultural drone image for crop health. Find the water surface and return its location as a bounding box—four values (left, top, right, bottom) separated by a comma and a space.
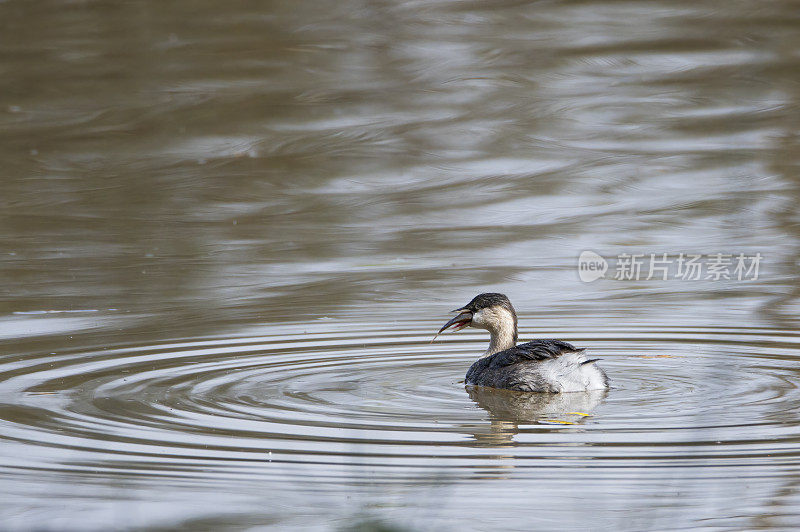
2, 0, 800, 530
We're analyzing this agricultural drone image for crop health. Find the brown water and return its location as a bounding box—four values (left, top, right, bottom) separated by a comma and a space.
2, 1, 800, 530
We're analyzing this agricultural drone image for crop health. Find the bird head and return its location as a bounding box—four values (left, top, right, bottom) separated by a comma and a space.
432, 293, 518, 342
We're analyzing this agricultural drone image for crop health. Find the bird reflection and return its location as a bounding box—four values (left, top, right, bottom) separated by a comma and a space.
467, 386, 607, 447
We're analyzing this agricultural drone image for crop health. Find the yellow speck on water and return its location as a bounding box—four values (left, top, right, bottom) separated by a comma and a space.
565, 412, 590, 417
636, 354, 676, 359
539, 419, 577, 425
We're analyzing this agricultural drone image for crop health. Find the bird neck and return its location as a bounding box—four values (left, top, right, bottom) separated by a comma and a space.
482, 321, 518, 357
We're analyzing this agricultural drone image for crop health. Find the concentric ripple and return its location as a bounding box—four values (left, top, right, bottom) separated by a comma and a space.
3, 319, 800, 530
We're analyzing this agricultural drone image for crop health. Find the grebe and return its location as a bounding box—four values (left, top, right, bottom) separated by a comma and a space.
434, 293, 609, 393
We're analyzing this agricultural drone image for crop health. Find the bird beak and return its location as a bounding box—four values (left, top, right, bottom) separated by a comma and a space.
431, 308, 472, 343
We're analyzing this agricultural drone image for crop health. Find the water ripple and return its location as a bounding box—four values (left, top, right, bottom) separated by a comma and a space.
3, 321, 800, 480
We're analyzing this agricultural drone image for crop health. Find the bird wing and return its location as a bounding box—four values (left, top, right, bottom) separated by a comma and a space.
486, 339, 583, 368
465, 339, 588, 391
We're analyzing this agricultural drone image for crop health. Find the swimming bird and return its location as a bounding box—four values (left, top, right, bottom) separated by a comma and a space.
434, 293, 609, 392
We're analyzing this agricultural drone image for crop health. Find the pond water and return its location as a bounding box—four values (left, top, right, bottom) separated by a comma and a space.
2, 0, 800, 530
